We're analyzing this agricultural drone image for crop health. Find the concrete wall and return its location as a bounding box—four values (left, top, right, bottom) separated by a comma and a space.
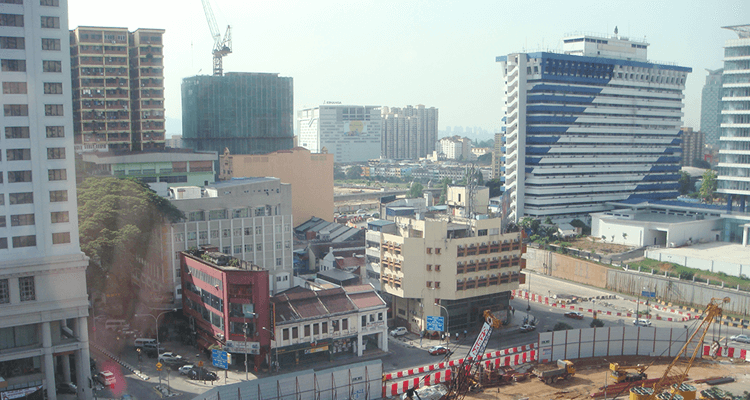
526, 246, 608, 288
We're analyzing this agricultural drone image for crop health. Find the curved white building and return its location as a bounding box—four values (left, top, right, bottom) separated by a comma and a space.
497, 32, 691, 223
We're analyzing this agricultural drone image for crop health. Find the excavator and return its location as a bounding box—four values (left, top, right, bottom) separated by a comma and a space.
609, 362, 647, 383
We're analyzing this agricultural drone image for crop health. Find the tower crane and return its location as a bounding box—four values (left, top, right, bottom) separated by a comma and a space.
200, 0, 232, 76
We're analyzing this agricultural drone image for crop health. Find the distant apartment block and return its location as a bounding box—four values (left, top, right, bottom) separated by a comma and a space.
70, 26, 165, 152
298, 105, 382, 163
381, 105, 438, 160
701, 68, 723, 147
165, 134, 183, 148
498, 32, 691, 223
679, 127, 704, 167
219, 147, 334, 223
182, 73, 293, 155
438, 136, 472, 160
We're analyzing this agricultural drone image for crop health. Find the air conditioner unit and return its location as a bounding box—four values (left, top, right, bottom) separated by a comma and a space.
216, 333, 224, 340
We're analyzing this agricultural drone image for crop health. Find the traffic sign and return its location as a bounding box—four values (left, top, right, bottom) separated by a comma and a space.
211, 349, 228, 370
641, 290, 656, 298
198, 361, 203, 367
155, 362, 162, 371
426, 316, 444, 331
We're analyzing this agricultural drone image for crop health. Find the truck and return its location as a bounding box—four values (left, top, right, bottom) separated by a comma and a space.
532, 359, 575, 384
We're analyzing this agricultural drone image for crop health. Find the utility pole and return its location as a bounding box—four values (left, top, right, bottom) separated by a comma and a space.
244, 321, 248, 381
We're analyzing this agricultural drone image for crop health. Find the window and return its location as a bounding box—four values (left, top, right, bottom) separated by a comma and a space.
256, 243, 262, 251
1, 59, 25, 72
435, 248, 441, 254
313, 324, 319, 335
40, 16, 60, 29
282, 328, 289, 341
44, 104, 63, 116
48, 169, 66, 181
244, 244, 252, 252
0, 36, 24, 49
435, 265, 441, 271
285, 240, 290, 249
11, 214, 34, 226
187, 232, 197, 241
244, 227, 251, 236
199, 231, 208, 241
304, 325, 310, 337
4, 105, 28, 116
255, 226, 262, 235
0, 14, 24, 27
2, 82, 26, 94
47, 147, 65, 160
0, 279, 8, 304
378, 312, 383, 321
435, 281, 440, 288
42, 60, 61, 72
5, 127, 29, 138
234, 245, 241, 254
174, 233, 184, 242
426, 264, 432, 271
13, 235, 36, 248
426, 248, 432, 254
188, 211, 204, 221
222, 228, 230, 238
8, 171, 31, 183
292, 327, 298, 339
50, 211, 68, 223
0, 217, 5, 228
52, 232, 70, 244
332, 320, 339, 332
9, 192, 32, 205
46, 126, 64, 138
40, 0, 60, 6
276, 241, 281, 250
233, 228, 241, 237
276, 258, 282, 266
43, 82, 62, 94
222, 246, 230, 254
426, 281, 432, 288
210, 229, 219, 238
41, 38, 60, 50
7, 149, 30, 161
19, 276, 35, 301
49, 190, 67, 202
321, 322, 328, 334
341, 318, 348, 330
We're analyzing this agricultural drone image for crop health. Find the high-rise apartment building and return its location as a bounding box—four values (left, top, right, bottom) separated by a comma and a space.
298, 104, 382, 163
717, 25, 750, 217
381, 105, 438, 160
497, 32, 691, 223
1, 1, 92, 398
701, 68, 723, 148
69, 26, 165, 153
437, 135, 472, 160
182, 73, 293, 156
679, 127, 704, 167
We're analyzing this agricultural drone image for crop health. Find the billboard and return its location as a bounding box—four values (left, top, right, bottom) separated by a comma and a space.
345, 121, 367, 136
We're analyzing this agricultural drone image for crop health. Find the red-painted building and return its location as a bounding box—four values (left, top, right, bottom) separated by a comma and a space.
180, 249, 271, 370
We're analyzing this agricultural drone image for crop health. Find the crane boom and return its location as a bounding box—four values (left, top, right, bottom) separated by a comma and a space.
200, 0, 232, 76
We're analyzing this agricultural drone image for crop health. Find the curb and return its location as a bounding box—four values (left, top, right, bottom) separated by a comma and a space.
91, 342, 151, 381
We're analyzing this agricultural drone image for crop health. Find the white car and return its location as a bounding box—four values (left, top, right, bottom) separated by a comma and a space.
158, 352, 182, 363
633, 319, 652, 327
730, 334, 750, 343
178, 364, 195, 375
390, 327, 408, 337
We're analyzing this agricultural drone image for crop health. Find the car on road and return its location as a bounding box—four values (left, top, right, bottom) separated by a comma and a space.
564, 311, 584, 320
179, 364, 195, 375
519, 324, 536, 333
633, 319, 652, 327
427, 345, 452, 356
730, 334, 750, 343
390, 327, 408, 337
158, 352, 182, 363
94, 371, 116, 386
56, 382, 77, 394
188, 367, 218, 381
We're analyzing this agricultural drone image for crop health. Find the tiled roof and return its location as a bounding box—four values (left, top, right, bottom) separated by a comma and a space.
272, 285, 378, 324
347, 292, 385, 309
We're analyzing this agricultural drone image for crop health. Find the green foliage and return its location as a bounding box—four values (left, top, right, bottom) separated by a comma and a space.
678, 171, 692, 195
590, 319, 605, 328
346, 165, 363, 180
553, 322, 573, 331
544, 217, 553, 224
569, 219, 586, 228
692, 158, 711, 169
408, 182, 424, 198
700, 170, 718, 202
333, 164, 346, 180
438, 177, 452, 205
476, 152, 493, 165
485, 178, 503, 197
474, 138, 495, 148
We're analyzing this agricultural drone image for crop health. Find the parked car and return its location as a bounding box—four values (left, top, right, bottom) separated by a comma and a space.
427, 346, 451, 356
188, 367, 218, 381
158, 352, 182, 363
730, 334, 750, 343
56, 382, 77, 394
178, 364, 195, 375
390, 327, 408, 337
564, 311, 584, 320
633, 319, 652, 327
519, 324, 536, 333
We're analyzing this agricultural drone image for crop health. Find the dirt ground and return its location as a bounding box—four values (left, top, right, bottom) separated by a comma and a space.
566, 237, 634, 255
466, 356, 750, 400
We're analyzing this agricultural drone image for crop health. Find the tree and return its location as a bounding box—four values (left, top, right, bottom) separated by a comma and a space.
346, 165, 363, 180
408, 182, 424, 198
553, 322, 573, 331
476, 152, 493, 165
544, 217, 553, 224
485, 178, 503, 197
333, 164, 346, 180
699, 170, 718, 202
590, 319, 605, 328
692, 158, 711, 169
678, 171, 692, 195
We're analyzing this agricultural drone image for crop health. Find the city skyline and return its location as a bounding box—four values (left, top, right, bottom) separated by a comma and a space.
68, 0, 749, 136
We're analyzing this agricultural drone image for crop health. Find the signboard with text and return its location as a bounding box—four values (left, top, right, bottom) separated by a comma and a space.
211, 349, 228, 369
224, 340, 260, 355
426, 316, 444, 332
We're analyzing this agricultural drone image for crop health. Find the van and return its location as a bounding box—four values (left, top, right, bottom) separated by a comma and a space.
95, 371, 116, 386
105, 319, 129, 331
133, 338, 157, 349
633, 319, 652, 327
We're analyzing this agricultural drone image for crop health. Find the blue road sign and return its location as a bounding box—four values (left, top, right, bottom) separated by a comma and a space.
641, 290, 656, 298
211, 349, 228, 370
426, 316, 444, 331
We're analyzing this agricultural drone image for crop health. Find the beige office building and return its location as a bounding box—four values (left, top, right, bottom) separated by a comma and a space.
219, 147, 334, 224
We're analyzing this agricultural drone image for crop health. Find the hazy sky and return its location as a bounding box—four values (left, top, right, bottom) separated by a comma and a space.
69, 0, 749, 137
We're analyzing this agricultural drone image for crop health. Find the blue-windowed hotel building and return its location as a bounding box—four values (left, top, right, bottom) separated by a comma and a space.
497, 32, 691, 223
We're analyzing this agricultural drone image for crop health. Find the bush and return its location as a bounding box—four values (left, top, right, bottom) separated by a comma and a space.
590, 319, 605, 328
553, 322, 573, 331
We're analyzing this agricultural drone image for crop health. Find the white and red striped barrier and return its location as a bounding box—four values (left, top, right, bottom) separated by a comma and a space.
383, 344, 535, 381
702, 344, 750, 361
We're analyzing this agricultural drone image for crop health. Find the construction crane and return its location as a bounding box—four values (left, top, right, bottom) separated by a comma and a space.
200, 0, 232, 76
632, 297, 730, 400
443, 310, 503, 400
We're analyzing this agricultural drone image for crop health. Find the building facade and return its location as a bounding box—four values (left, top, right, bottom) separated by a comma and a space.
437, 136, 472, 160
372, 216, 524, 334
498, 32, 691, 223
219, 147, 334, 224
701, 68, 723, 148
180, 250, 271, 370
679, 127, 704, 167
298, 105, 382, 163
1, 1, 92, 398
69, 26, 165, 153
182, 73, 293, 156
168, 178, 294, 298
381, 105, 438, 160
717, 25, 750, 214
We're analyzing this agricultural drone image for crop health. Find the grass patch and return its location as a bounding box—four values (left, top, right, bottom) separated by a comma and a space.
627, 259, 750, 292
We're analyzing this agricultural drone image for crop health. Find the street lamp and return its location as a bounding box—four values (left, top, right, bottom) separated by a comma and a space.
261, 327, 278, 373
244, 312, 256, 381
135, 308, 176, 389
